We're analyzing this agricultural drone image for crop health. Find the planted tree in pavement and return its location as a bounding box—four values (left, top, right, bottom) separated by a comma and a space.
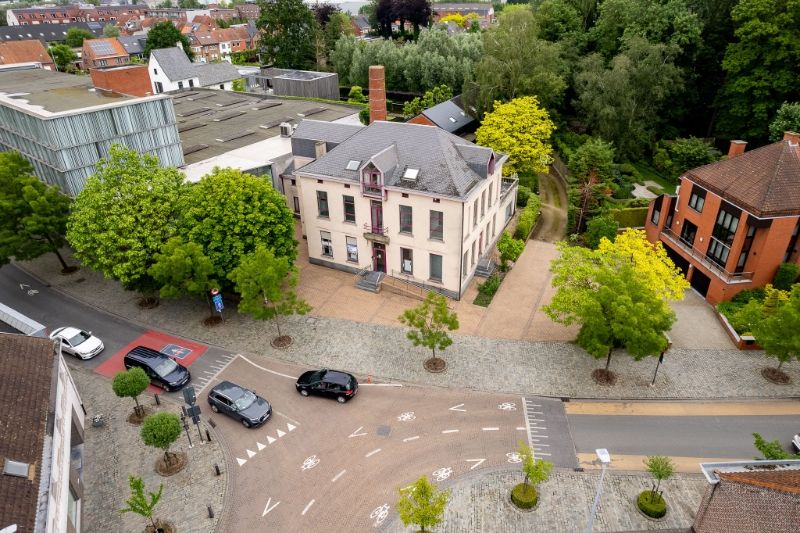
644, 455, 674, 501
399, 291, 459, 371
141, 412, 183, 467
112, 367, 150, 419
148, 237, 216, 314
119, 475, 164, 531
396, 475, 450, 533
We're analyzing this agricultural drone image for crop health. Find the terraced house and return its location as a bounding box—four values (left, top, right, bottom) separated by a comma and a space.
646, 132, 800, 304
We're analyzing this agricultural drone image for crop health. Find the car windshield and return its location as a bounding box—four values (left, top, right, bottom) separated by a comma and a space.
154, 358, 178, 378
67, 331, 91, 346
233, 390, 256, 411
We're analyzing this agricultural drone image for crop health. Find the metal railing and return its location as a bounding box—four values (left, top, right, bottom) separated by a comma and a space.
361, 183, 383, 197
501, 176, 518, 200
363, 223, 389, 236
661, 228, 753, 284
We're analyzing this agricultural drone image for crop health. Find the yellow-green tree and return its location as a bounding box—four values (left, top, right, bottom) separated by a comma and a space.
475, 96, 555, 175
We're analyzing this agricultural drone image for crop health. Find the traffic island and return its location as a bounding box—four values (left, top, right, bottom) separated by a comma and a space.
635, 490, 667, 520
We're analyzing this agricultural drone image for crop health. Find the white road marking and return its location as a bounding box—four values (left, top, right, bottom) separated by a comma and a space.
267, 436, 276, 444
529, 411, 544, 415
532, 443, 551, 447
246, 449, 256, 458
533, 452, 552, 456
197, 354, 241, 393
442, 429, 459, 434
522, 396, 534, 450
432, 467, 453, 481
403, 436, 419, 442
277, 429, 286, 438
349, 426, 368, 438
331, 469, 346, 482
361, 383, 402, 387
516, 427, 526, 430
236, 457, 247, 466
482, 427, 499, 431
287, 423, 297, 432
239, 354, 296, 379
466, 458, 485, 470
529, 434, 549, 438
274, 411, 301, 426
449, 403, 466, 412
302, 499, 315, 516
300, 455, 320, 470
210, 365, 224, 371
202, 371, 216, 375
528, 404, 541, 407
397, 411, 416, 421
262, 497, 280, 516
257, 442, 266, 451
530, 426, 548, 430
365, 448, 382, 458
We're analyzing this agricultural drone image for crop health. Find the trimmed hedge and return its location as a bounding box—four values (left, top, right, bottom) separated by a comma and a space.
637, 491, 666, 519
773, 263, 800, 291
511, 483, 538, 509
514, 195, 542, 240
609, 207, 648, 228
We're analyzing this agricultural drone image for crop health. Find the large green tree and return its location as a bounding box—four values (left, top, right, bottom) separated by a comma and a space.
48, 44, 77, 71
140, 412, 183, 466
144, 21, 194, 59
751, 284, 800, 374
179, 168, 296, 287
65, 27, 94, 48
66, 145, 186, 294
148, 237, 215, 300
257, 0, 317, 69
466, 6, 566, 116
0, 152, 73, 271
715, 0, 800, 141
399, 291, 459, 370
475, 96, 556, 176
769, 102, 800, 142
228, 245, 310, 344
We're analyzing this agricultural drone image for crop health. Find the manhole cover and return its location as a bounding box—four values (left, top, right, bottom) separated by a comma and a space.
376, 425, 391, 436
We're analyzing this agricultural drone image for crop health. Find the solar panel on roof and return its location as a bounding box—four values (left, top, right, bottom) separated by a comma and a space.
89, 40, 116, 56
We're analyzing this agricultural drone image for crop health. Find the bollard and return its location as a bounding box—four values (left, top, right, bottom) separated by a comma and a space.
207, 505, 214, 519
154, 393, 161, 406
206, 429, 212, 442
208, 419, 216, 428
214, 463, 221, 476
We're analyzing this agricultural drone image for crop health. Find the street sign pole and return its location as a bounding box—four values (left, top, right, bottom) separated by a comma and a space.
181, 412, 193, 448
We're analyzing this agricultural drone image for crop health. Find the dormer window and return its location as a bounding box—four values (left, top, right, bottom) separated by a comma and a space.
403, 168, 419, 181
346, 160, 360, 171
362, 168, 382, 196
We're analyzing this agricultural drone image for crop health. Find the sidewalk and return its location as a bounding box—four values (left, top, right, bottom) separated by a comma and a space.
385, 467, 706, 532
71, 365, 226, 533
18, 251, 800, 400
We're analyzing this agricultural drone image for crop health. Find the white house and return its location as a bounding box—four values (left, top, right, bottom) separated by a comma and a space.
148, 45, 240, 94
288, 119, 518, 300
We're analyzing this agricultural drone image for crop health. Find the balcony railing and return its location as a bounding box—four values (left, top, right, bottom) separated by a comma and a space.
661, 228, 753, 284
362, 182, 383, 197
363, 223, 389, 236
501, 176, 518, 200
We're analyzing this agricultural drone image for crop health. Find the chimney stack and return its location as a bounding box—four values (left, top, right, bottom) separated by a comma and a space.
728, 140, 747, 158
368, 65, 387, 124
783, 131, 800, 146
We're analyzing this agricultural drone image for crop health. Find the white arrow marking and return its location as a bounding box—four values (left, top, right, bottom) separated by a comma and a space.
257, 442, 266, 451
365, 448, 382, 458
277, 429, 286, 438
19, 283, 29, 290
302, 499, 315, 516
236, 457, 247, 466
442, 429, 459, 434
449, 403, 466, 412
267, 436, 276, 444
246, 449, 256, 458
403, 435, 419, 442
287, 423, 296, 432
348, 426, 367, 438
331, 469, 346, 482
466, 458, 485, 470
262, 497, 280, 516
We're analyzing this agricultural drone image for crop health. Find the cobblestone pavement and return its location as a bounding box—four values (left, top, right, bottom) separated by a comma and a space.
18, 252, 800, 399
72, 365, 226, 533
384, 467, 707, 533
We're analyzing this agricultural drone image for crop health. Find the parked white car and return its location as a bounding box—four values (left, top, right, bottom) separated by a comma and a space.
49, 327, 105, 360
793, 433, 800, 452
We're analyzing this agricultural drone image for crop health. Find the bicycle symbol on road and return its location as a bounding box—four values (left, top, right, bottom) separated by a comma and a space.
370, 504, 390, 527
300, 455, 320, 471
506, 452, 522, 463
432, 467, 453, 481
397, 411, 416, 422
498, 402, 517, 411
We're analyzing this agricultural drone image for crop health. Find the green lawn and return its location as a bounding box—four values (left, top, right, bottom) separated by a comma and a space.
631, 162, 677, 195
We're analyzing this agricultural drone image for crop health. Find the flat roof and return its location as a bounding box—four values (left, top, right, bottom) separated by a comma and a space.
0, 67, 164, 116
171, 88, 361, 165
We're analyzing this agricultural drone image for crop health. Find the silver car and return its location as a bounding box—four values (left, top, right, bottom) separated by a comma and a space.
49, 327, 105, 360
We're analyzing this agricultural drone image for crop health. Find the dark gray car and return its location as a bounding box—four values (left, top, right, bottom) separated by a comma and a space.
207, 381, 272, 428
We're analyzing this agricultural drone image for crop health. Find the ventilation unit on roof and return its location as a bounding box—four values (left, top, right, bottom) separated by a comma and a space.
402, 168, 419, 181
279, 122, 293, 137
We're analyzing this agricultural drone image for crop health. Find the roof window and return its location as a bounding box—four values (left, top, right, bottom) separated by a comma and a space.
403, 167, 419, 181
346, 160, 360, 171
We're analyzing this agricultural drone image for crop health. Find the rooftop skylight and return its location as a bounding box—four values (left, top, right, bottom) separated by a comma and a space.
403, 167, 419, 180
346, 160, 360, 171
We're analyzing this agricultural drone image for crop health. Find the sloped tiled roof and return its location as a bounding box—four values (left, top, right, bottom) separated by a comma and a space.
0, 39, 53, 66
195, 61, 240, 86
0, 22, 103, 43
83, 37, 129, 60
295, 120, 500, 199
719, 469, 800, 495
685, 140, 800, 217
0, 334, 57, 533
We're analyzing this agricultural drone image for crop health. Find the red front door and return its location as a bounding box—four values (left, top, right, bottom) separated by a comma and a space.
373, 243, 386, 273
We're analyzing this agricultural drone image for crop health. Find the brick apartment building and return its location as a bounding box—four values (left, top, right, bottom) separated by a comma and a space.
81, 37, 129, 69
6, 4, 147, 26
645, 132, 800, 304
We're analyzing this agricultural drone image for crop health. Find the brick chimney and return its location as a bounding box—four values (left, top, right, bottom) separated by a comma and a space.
728, 140, 747, 158
368, 65, 387, 124
783, 131, 800, 146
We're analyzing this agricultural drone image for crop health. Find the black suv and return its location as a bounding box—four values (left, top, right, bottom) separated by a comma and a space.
207, 381, 272, 428
296, 369, 358, 403
123, 346, 190, 392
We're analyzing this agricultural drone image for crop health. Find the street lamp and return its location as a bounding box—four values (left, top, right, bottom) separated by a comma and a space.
585, 448, 611, 533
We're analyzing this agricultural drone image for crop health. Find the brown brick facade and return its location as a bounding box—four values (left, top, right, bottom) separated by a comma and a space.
90, 65, 152, 97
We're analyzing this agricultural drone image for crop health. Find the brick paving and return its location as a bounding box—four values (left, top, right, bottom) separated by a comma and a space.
384, 467, 707, 533
72, 365, 226, 533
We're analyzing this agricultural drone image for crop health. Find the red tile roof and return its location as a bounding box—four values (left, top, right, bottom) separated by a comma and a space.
0, 334, 57, 533
82, 37, 129, 61
685, 139, 800, 218
719, 469, 800, 496
0, 39, 54, 67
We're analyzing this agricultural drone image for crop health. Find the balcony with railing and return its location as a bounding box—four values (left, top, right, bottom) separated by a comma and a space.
501, 175, 518, 201
361, 180, 383, 198
363, 223, 390, 243
661, 227, 753, 284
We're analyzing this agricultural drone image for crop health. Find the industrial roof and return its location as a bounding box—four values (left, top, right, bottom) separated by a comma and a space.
263, 67, 338, 81
151, 46, 241, 86
171, 88, 361, 165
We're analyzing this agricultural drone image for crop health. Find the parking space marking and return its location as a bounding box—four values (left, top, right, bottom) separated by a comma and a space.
530, 426, 548, 430
331, 470, 346, 482
442, 429, 459, 434
202, 371, 215, 375
302, 499, 315, 516
533, 452, 552, 456
365, 448, 382, 458
262, 497, 280, 516
403, 436, 419, 442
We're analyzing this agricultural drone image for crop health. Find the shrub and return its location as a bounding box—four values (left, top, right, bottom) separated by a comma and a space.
637, 490, 666, 518
732, 287, 766, 304
516, 185, 531, 207
347, 85, 366, 104
358, 107, 370, 125
646, 185, 664, 195
617, 163, 636, 176
773, 263, 800, 291
613, 182, 634, 199
514, 195, 541, 240
497, 231, 525, 267
609, 207, 648, 228
585, 215, 619, 249
511, 483, 538, 509
478, 274, 501, 297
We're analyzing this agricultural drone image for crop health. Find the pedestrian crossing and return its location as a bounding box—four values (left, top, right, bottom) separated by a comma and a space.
523, 397, 551, 457
193, 352, 238, 392
522, 396, 578, 468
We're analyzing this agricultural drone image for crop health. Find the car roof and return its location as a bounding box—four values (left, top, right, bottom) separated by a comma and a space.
126, 346, 167, 360
210, 380, 247, 400
55, 326, 80, 337
323, 370, 354, 385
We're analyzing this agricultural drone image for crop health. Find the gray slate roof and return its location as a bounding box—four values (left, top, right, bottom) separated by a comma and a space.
0, 22, 102, 44
291, 119, 364, 158
421, 95, 476, 134
151, 46, 240, 86
294, 120, 500, 199
117, 35, 145, 55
